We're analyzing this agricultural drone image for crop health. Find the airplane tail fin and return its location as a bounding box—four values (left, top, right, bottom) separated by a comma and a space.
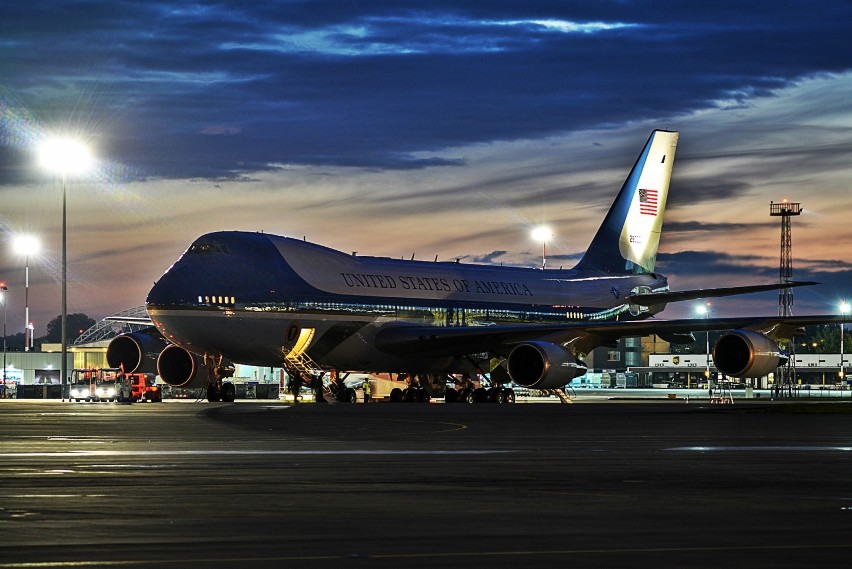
574, 130, 679, 274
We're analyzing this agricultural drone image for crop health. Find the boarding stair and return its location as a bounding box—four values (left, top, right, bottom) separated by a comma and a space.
281, 328, 329, 398
547, 387, 574, 404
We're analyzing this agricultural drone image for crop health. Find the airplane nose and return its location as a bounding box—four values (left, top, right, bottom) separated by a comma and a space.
145, 231, 301, 308
146, 260, 200, 306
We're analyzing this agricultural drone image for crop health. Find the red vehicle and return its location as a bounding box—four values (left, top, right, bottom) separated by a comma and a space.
116, 372, 162, 403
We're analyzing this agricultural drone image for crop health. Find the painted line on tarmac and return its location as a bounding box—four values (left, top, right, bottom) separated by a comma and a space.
667, 445, 852, 452
2, 542, 852, 567
0, 449, 516, 458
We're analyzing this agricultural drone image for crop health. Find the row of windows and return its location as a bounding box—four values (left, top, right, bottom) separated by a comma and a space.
199, 295, 236, 305
189, 242, 229, 255
203, 298, 633, 325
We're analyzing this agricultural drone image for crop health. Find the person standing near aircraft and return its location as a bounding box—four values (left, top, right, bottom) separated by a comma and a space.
312, 372, 326, 403
290, 372, 303, 403
363, 379, 371, 403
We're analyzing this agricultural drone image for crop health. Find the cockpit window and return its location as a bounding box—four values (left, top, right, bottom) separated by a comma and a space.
188, 241, 229, 255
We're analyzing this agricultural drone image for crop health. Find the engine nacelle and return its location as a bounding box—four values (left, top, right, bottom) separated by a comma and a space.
107, 331, 167, 374
712, 330, 788, 378
506, 341, 587, 389
157, 345, 210, 388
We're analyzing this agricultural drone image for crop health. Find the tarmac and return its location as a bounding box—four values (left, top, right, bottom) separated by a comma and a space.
1, 398, 850, 568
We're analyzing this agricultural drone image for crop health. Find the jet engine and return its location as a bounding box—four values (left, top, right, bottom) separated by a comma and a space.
156, 344, 235, 388
712, 330, 788, 378
156, 344, 210, 388
106, 331, 167, 374
506, 341, 588, 389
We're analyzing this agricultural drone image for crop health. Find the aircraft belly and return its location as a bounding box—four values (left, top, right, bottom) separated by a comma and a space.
314, 325, 474, 373
149, 309, 298, 367
150, 308, 385, 368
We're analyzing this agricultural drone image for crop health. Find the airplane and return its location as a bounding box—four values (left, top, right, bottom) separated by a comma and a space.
106, 129, 837, 402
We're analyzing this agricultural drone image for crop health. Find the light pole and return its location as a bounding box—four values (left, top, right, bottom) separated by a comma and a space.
840, 301, 850, 391
38, 137, 92, 401
532, 226, 553, 269
13, 236, 40, 352
1, 283, 7, 388
696, 303, 711, 388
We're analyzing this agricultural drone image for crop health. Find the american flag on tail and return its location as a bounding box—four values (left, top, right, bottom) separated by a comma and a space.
638, 188, 658, 216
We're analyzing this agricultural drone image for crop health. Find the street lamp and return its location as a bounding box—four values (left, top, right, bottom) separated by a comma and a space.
532, 226, 553, 269
840, 301, 850, 390
13, 235, 40, 352
37, 137, 93, 401
696, 303, 711, 387
1, 283, 7, 389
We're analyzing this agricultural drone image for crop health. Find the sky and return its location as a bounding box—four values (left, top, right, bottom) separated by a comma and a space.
1, 0, 852, 335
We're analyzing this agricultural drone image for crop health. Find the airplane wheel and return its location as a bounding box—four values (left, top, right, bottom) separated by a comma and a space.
505, 389, 516, 404
495, 390, 506, 404
464, 389, 476, 404
405, 388, 421, 403
347, 388, 357, 403
207, 384, 221, 402
445, 388, 457, 403
221, 382, 236, 403
390, 388, 402, 402
474, 387, 487, 403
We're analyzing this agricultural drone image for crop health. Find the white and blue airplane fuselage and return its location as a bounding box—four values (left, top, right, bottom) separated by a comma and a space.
108, 130, 830, 401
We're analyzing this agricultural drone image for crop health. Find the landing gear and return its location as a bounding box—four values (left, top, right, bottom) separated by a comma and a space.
339, 387, 357, 403
389, 385, 430, 403
221, 382, 236, 402
464, 388, 476, 404
206, 380, 236, 402
486, 387, 515, 403
205, 355, 236, 402
207, 383, 221, 402
446, 386, 515, 404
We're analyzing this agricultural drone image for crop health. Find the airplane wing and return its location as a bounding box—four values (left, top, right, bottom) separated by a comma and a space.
373, 314, 844, 359
627, 281, 818, 306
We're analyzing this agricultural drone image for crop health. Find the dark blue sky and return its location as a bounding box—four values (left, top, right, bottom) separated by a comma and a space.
1, 1, 852, 329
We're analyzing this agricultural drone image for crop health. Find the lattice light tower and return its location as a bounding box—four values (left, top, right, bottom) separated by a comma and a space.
770, 200, 802, 396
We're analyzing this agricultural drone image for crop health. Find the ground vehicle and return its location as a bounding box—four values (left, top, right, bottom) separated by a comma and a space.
69, 368, 119, 402
116, 372, 162, 403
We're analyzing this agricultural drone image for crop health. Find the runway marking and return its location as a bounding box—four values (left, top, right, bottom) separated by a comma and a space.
667, 446, 852, 452
0, 449, 515, 458
2, 542, 852, 567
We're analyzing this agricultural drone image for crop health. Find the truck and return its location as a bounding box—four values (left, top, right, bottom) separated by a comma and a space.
115, 372, 162, 403
69, 368, 119, 402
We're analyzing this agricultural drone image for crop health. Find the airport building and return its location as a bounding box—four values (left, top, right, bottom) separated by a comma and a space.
578, 336, 850, 389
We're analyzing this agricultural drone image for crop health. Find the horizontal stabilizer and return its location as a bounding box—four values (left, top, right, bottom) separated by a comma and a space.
628, 281, 819, 306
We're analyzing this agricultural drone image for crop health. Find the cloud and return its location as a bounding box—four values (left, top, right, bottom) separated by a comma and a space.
2, 2, 852, 329
3, 2, 852, 182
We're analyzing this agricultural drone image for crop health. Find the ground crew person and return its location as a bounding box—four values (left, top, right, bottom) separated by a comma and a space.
291, 372, 303, 403
363, 379, 371, 403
